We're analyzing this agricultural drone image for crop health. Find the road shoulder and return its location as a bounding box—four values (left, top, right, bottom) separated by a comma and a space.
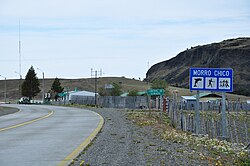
58, 109, 104, 166
0, 106, 19, 116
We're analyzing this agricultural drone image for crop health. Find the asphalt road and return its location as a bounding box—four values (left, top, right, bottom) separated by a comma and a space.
0, 104, 103, 166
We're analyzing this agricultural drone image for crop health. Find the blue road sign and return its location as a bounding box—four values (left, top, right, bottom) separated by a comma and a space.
190, 68, 233, 92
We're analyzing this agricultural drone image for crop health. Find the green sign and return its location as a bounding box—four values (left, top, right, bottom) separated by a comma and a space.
58, 91, 68, 97
147, 89, 165, 96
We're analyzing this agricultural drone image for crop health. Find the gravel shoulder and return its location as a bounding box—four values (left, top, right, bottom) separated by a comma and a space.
71, 108, 210, 166
0, 106, 19, 116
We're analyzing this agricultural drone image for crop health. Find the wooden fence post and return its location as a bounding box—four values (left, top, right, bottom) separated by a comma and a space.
245, 120, 249, 144
211, 117, 215, 139
233, 120, 239, 144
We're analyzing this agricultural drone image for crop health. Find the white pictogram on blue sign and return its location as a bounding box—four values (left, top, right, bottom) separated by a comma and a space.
191, 77, 203, 89
205, 77, 217, 89
219, 78, 231, 90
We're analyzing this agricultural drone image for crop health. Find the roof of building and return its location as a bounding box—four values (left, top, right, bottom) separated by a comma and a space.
182, 96, 196, 100
182, 92, 222, 101
70, 90, 96, 97
198, 93, 222, 99
121, 91, 147, 97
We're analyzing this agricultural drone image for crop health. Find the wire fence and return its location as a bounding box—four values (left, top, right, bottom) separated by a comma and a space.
168, 100, 250, 146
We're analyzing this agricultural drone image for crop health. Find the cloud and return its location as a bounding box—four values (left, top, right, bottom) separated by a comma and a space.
1, 0, 249, 19
0, 0, 250, 79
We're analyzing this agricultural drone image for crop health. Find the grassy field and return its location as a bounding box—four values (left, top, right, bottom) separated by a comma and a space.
0, 77, 248, 102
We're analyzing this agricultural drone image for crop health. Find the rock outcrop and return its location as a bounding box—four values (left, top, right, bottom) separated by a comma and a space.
146, 38, 250, 96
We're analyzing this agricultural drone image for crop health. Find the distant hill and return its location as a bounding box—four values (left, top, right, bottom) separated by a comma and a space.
0, 77, 150, 102
0, 76, 248, 102
146, 38, 250, 96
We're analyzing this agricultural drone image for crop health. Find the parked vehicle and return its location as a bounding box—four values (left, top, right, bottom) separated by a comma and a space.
18, 97, 30, 104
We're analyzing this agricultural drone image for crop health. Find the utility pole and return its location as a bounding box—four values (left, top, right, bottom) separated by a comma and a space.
0, 75, 6, 103
17, 20, 22, 99
19, 20, 22, 87
15, 71, 22, 98
37, 68, 45, 102
91, 68, 103, 106
95, 70, 97, 106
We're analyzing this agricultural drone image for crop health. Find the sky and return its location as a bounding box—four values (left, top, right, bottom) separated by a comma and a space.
0, 0, 249, 80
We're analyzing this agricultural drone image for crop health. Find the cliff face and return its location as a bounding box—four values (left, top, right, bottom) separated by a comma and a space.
146, 38, 250, 96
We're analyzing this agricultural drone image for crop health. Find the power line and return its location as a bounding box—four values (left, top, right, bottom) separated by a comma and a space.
91, 68, 103, 78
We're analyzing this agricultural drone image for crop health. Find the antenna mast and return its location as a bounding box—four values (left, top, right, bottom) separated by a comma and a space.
19, 20, 21, 77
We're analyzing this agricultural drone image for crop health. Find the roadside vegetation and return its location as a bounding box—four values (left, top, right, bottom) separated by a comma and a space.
21, 66, 41, 100
127, 109, 250, 166
98, 82, 123, 96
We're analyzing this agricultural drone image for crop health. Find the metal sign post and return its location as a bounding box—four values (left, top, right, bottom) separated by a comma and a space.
190, 68, 233, 137
221, 92, 226, 137
195, 91, 200, 134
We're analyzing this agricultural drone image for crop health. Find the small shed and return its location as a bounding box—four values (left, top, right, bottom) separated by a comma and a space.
181, 96, 196, 110
69, 90, 96, 105
181, 92, 222, 110
69, 90, 95, 97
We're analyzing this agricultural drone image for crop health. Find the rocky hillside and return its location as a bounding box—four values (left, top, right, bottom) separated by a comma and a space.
146, 38, 250, 96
